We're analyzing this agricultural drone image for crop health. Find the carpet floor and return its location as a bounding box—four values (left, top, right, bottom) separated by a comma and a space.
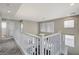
0, 38, 23, 55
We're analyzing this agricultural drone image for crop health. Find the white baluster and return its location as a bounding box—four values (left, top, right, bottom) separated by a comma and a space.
39, 34, 45, 55
36, 38, 38, 55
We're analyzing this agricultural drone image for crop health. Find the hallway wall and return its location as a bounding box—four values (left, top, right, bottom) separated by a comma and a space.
23, 20, 39, 35
0, 17, 1, 36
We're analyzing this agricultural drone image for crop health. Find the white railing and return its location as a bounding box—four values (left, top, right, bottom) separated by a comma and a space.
42, 33, 63, 55
13, 31, 40, 55
13, 31, 66, 55
6, 21, 41, 55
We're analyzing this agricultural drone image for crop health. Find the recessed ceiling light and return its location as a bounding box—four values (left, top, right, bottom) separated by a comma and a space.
8, 10, 11, 13
70, 3, 75, 6
71, 11, 76, 16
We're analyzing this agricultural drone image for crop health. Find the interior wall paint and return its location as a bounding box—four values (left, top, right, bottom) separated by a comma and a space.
0, 17, 1, 36
23, 20, 39, 35
39, 15, 79, 55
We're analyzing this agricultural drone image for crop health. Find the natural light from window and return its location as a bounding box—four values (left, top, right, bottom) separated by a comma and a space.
65, 35, 75, 47
1, 21, 7, 37
21, 23, 23, 32
2, 21, 7, 29
64, 20, 74, 28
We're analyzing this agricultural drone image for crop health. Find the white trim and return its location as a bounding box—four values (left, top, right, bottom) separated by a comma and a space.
44, 32, 60, 39
23, 32, 40, 38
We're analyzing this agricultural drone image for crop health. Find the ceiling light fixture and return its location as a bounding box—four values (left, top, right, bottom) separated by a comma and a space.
8, 10, 11, 13
70, 3, 75, 6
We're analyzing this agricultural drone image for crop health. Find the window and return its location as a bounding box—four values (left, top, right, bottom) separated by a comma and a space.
20, 22, 23, 32
1, 20, 7, 37
46, 22, 54, 33
40, 23, 46, 32
2, 21, 7, 29
40, 22, 54, 33
65, 35, 75, 47
64, 20, 74, 28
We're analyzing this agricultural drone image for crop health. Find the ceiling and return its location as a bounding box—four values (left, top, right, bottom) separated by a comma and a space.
0, 3, 79, 22
0, 3, 21, 19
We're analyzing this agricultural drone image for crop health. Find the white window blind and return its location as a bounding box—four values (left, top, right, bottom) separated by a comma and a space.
21, 23, 23, 32
2, 21, 7, 29
65, 35, 75, 47
64, 20, 74, 28
40, 22, 54, 33
1, 21, 7, 37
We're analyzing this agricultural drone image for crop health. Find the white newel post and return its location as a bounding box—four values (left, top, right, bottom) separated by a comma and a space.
39, 34, 45, 55
60, 33, 62, 54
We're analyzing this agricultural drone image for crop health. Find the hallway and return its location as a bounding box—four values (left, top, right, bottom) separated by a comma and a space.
0, 38, 23, 55
0, 3, 79, 55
